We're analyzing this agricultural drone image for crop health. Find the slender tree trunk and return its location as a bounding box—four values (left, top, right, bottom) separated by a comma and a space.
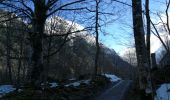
145, 0, 151, 67
17, 37, 23, 87
132, 0, 150, 98
94, 0, 100, 77
145, 0, 154, 99
44, 36, 52, 83
22, 60, 27, 81
6, 21, 12, 83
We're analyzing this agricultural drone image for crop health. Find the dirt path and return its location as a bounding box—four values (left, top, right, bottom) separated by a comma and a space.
93, 80, 132, 100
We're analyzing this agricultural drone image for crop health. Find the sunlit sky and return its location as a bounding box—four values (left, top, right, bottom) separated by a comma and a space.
11, 0, 167, 55
96, 0, 168, 55
55, 0, 168, 55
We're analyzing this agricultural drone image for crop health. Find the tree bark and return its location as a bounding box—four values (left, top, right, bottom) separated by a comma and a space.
94, 0, 100, 77
132, 0, 149, 95
145, 0, 151, 67
17, 34, 23, 87
29, 1, 47, 85
145, 0, 154, 99
6, 20, 12, 83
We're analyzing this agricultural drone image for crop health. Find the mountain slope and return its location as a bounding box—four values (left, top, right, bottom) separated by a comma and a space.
45, 17, 134, 80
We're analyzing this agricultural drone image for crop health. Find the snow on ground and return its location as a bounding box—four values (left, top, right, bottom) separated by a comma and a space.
65, 81, 80, 87
41, 82, 59, 88
155, 83, 170, 100
83, 80, 91, 84
65, 80, 91, 87
104, 74, 121, 82
0, 85, 16, 98
41, 80, 90, 88
49, 82, 58, 88
69, 78, 76, 81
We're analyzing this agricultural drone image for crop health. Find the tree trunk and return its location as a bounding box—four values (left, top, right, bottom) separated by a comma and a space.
29, 1, 47, 85
145, 0, 154, 99
132, 0, 149, 97
94, 0, 100, 77
43, 35, 52, 83
17, 37, 23, 87
6, 21, 12, 83
145, 0, 151, 67
30, 22, 45, 85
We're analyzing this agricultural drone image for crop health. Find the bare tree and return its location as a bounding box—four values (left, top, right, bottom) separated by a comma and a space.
94, 0, 100, 77
122, 48, 137, 67
83, 0, 119, 77
0, 0, 86, 85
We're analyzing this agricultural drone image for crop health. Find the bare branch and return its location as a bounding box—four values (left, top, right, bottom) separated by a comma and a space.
157, 13, 168, 32
47, 0, 85, 17
45, 27, 92, 37
151, 19, 169, 51
112, 0, 132, 7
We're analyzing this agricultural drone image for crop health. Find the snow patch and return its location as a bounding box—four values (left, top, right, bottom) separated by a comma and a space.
104, 74, 121, 82
82, 80, 90, 84
17, 89, 23, 92
49, 82, 58, 88
0, 85, 16, 98
41, 82, 59, 88
65, 82, 80, 87
155, 83, 170, 100
65, 80, 90, 87
69, 78, 76, 81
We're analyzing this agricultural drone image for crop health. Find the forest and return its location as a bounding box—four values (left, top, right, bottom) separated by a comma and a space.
0, 0, 170, 100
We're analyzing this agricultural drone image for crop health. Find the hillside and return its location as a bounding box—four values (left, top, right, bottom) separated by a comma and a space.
44, 17, 134, 80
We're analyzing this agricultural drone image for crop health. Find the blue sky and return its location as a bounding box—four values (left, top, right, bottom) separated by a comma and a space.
99, 0, 132, 54
59, 0, 129, 53
7, 0, 166, 55
97, 0, 167, 54
18, 0, 166, 54
55, 0, 167, 55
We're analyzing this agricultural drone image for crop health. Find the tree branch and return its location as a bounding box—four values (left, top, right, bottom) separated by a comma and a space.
47, 0, 85, 17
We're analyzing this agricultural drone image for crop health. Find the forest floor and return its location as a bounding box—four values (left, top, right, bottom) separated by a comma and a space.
2, 75, 120, 100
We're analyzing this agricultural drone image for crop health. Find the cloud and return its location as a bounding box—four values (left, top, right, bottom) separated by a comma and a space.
150, 34, 162, 53
120, 34, 163, 56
